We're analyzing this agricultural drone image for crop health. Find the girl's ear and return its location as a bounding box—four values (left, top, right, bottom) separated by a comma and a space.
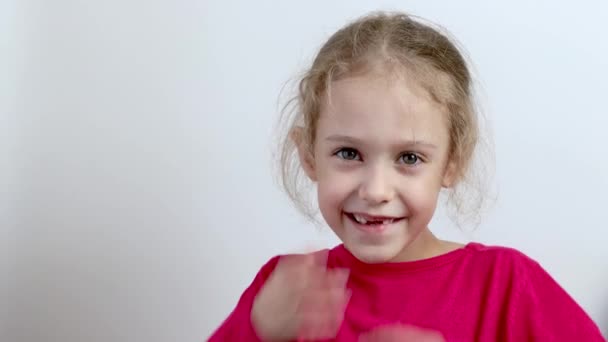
291, 127, 317, 182
441, 159, 458, 188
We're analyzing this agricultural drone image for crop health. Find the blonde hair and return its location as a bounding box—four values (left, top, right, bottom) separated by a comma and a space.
276, 11, 493, 227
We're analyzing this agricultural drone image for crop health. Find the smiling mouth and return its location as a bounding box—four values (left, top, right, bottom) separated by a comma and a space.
344, 212, 405, 227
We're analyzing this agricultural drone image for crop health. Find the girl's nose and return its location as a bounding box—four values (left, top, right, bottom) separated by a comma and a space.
358, 165, 395, 205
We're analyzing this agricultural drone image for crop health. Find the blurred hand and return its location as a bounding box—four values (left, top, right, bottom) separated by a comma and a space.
251, 251, 351, 341
359, 324, 445, 342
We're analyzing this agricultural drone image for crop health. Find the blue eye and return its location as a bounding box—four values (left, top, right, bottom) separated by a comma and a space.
335, 148, 360, 161
400, 153, 420, 165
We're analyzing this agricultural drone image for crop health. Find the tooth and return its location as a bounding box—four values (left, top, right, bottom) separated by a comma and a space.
382, 219, 393, 225
355, 214, 367, 224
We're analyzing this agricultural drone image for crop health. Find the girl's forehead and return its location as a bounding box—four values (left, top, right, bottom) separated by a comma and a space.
320, 74, 448, 129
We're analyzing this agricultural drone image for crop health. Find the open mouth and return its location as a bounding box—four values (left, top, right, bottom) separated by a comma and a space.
344, 211, 405, 231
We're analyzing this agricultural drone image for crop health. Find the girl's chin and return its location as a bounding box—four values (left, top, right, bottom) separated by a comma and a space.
345, 243, 401, 264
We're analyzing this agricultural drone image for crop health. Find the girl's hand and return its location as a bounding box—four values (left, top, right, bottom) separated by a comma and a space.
359, 324, 445, 342
251, 251, 350, 341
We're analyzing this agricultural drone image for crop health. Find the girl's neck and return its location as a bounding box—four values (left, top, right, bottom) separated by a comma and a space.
389, 228, 464, 262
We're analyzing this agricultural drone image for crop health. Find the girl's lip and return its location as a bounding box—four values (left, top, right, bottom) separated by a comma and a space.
343, 212, 405, 234
344, 211, 403, 220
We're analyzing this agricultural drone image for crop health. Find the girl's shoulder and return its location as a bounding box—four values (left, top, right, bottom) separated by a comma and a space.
464, 243, 605, 339
457, 242, 554, 283
463, 242, 540, 267
463, 242, 564, 278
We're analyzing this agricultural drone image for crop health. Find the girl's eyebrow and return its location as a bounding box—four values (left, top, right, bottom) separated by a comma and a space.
324, 134, 438, 149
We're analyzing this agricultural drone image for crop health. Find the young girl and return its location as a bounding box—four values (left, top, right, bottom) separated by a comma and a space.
209, 11, 605, 341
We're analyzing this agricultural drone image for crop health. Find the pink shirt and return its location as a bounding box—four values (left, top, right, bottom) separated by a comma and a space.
209, 243, 605, 341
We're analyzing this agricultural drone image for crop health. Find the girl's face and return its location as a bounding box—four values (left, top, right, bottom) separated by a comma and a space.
300, 72, 456, 263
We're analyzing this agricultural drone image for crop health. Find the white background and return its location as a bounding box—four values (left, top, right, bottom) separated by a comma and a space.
2, 1, 607, 341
